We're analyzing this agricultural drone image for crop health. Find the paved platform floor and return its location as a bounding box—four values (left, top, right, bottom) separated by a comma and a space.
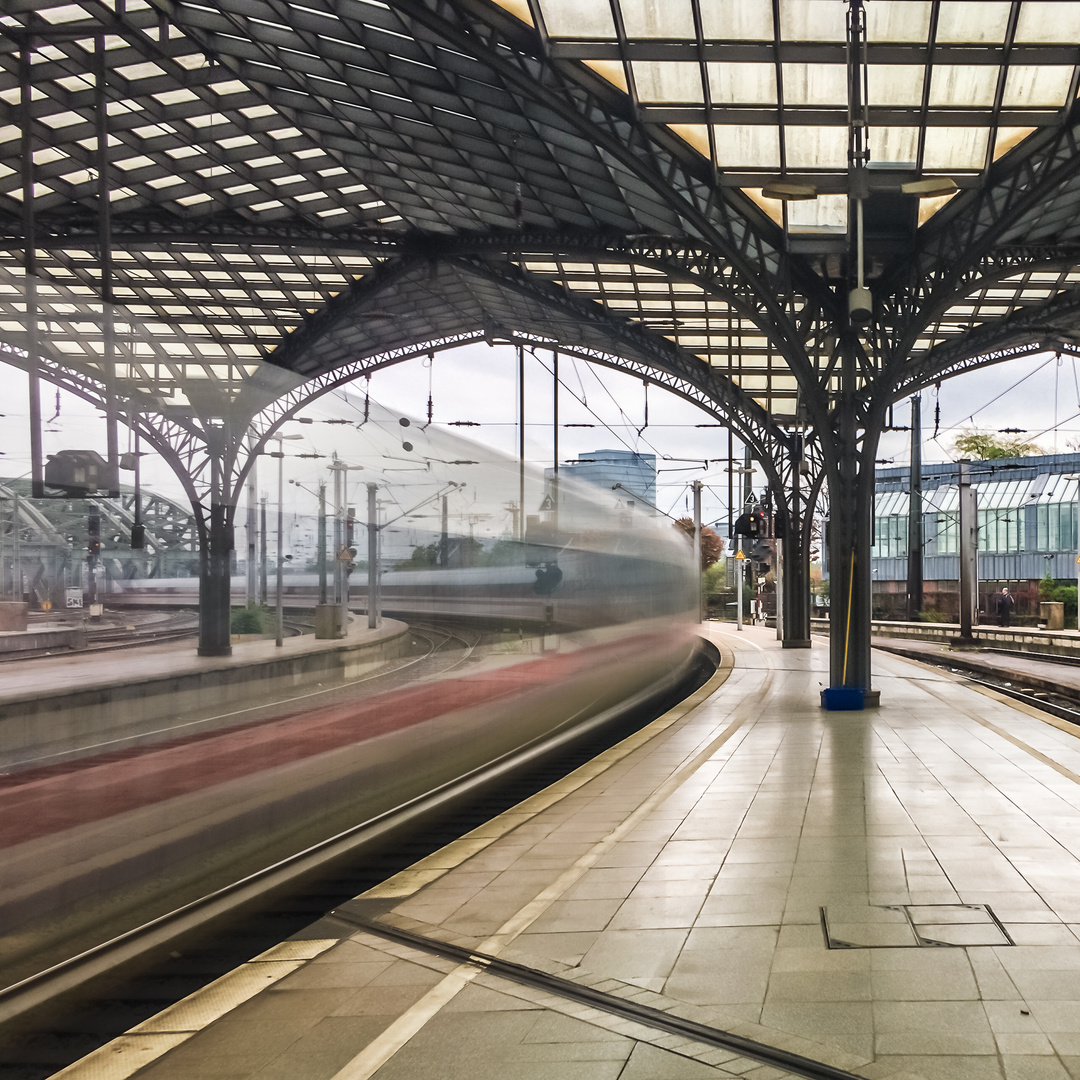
0, 617, 404, 703
55, 625, 1080, 1080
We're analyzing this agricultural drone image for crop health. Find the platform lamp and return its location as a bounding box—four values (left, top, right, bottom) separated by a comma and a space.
271, 433, 304, 647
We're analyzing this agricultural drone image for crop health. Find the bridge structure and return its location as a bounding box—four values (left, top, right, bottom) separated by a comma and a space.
2, 0, 1080, 699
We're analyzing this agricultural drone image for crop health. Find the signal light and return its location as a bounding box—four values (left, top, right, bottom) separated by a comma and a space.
87, 511, 100, 557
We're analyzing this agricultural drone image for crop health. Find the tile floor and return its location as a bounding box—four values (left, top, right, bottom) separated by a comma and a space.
57, 625, 1080, 1080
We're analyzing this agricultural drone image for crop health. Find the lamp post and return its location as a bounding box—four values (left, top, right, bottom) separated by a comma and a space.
272, 433, 303, 647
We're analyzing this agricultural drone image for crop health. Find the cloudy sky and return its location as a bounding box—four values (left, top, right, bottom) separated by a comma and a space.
1, 340, 1073, 543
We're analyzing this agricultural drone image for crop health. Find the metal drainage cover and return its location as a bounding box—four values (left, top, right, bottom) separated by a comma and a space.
821, 904, 1014, 949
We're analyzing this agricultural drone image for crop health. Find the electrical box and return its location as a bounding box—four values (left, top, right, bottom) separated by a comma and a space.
44, 451, 118, 496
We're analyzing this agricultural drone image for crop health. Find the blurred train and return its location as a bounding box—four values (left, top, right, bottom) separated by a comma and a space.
108, 542, 694, 630
2, 527, 705, 992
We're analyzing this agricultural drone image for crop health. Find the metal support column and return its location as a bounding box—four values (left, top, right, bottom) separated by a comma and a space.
824, 340, 878, 701
780, 432, 812, 648
958, 459, 979, 643
906, 395, 923, 620
259, 496, 268, 606
367, 482, 379, 630
20, 44, 44, 499
275, 447, 285, 648
518, 343, 525, 539
692, 479, 703, 622
95, 34, 120, 499
246, 458, 258, 606
317, 479, 327, 606
198, 440, 233, 657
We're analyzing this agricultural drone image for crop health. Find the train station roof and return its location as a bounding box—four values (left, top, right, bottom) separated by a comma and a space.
2, 1, 1080, 431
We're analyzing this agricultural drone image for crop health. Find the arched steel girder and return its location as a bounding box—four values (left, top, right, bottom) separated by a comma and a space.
881, 104, 1080, 356
0, 344, 211, 530
884, 288, 1080, 405
265, 251, 796, 460
348, 0, 832, 339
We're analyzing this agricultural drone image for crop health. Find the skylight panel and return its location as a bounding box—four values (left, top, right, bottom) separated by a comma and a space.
1002, 66, 1074, 109
210, 80, 250, 97
700, 1, 774, 40
867, 1, 930, 42
631, 62, 704, 103
707, 63, 776, 105
870, 126, 919, 165
781, 63, 847, 106
147, 176, 183, 189
784, 124, 848, 169
188, 113, 230, 129
935, 0, 1010, 43
866, 65, 925, 108
714, 124, 780, 168
116, 62, 166, 81
779, 0, 846, 42
174, 54, 211, 71
923, 126, 989, 170
994, 126, 1036, 160
929, 65, 999, 108
155, 88, 200, 106
40, 5, 89, 24
535, 0, 616, 38
1014, 2, 1080, 43
40, 112, 84, 129
618, 0, 695, 38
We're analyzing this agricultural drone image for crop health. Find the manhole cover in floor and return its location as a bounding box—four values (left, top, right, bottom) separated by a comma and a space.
821, 903, 1014, 949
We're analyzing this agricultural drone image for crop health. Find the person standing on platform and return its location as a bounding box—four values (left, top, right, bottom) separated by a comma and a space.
996, 586, 1015, 627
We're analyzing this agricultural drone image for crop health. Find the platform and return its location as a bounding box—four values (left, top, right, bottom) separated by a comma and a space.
51, 625, 1080, 1080
0, 616, 409, 772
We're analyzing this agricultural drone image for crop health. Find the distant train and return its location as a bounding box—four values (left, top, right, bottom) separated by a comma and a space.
109, 541, 695, 630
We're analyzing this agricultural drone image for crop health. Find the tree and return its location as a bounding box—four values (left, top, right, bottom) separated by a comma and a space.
673, 518, 725, 570
952, 429, 1043, 460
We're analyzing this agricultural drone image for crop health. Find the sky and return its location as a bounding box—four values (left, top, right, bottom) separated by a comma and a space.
1, 341, 1074, 548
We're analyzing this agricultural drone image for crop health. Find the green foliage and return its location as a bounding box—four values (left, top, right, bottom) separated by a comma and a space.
231, 604, 264, 634
1039, 579, 1078, 627
702, 561, 726, 596
917, 608, 951, 624
1040, 569, 1058, 602
952, 429, 1043, 460
396, 542, 439, 570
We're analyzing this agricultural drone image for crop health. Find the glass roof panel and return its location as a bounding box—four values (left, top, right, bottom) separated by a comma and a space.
700, 0, 775, 40
781, 63, 848, 107
871, 126, 920, 165
1002, 65, 1075, 109
929, 65, 1000, 108
714, 124, 780, 169
994, 126, 1038, 161
866, 65, 925, 108
866, 2, 931, 42
785, 124, 848, 169
632, 62, 704, 103
708, 63, 777, 106
1014, 2, 1080, 43
617, 0, 696, 38
923, 126, 990, 170
788, 192, 847, 230
583, 59, 629, 93
535, 0, 616, 37
779, 0, 847, 41
936, 0, 1011, 43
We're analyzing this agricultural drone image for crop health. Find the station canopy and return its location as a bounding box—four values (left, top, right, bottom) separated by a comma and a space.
2, 0, 1080, 426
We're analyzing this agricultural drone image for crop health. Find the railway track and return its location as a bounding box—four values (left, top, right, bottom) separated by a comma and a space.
0, 636, 718, 1080
874, 639, 1080, 726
